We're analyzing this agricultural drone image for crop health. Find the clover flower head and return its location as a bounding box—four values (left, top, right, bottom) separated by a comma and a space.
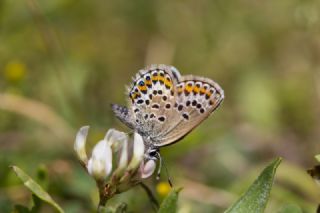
74, 126, 156, 204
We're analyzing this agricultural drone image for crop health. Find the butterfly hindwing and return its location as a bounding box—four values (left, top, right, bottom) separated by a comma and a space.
153, 75, 224, 146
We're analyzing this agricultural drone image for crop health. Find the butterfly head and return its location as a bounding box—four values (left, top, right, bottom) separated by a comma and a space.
144, 146, 160, 161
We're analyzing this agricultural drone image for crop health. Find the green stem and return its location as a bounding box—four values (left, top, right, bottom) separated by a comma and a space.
97, 180, 109, 212
140, 183, 159, 211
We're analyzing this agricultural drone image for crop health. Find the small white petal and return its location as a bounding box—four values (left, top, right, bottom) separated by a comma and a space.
104, 129, 129, 176
87, 139, 112, 180
74, 126, 89, 164
133, 132, 145, 159
115, 138, 128, 174
141, 160, 156, 179
127, 132, 145, 170
104, 129, 128, 151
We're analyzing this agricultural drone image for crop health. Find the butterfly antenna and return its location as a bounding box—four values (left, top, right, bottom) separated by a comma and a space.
156, 153, 173, 187
162, 158, 173, 187
156, 153, 162, 180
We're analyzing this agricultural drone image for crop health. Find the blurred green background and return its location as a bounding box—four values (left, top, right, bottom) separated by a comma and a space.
1, 0, 320, 212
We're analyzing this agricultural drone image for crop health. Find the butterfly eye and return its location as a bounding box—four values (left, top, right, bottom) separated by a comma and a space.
148, 149, 158, 158
146, 76, 151, 81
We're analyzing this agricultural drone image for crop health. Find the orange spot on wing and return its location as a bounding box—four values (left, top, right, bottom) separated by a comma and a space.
205, 91, 212, 99
131, 92, 141, 100
177, 86, 183, 95
185, 85, 193, 93
158, 76, 165, 82
138, 85, 147, 91
151, 72, 159, 81
193, 86, 200, 94
164, 80, 172, 89
200, 88, 206, 94
146, 80, 152, 86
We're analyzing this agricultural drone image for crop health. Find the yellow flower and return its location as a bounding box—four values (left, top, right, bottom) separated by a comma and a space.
4, 60, 26, 82
156, 181, 171, 196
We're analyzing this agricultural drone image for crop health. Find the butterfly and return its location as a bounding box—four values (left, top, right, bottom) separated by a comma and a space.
112, 64, 224, 162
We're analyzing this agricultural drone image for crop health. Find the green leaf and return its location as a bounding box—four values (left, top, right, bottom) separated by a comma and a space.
225, 158, 282, 213
277, 204, 302, 213
97, 203, 128, 213
98, 206, 114, 213
158, 188, 182, 213
10, 165, 64, 213
114, 203, 128, 213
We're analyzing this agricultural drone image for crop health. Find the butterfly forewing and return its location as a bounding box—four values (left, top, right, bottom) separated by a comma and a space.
127, 65, 180, 140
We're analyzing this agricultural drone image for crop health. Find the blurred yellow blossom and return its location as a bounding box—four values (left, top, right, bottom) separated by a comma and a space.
156, 181, 171, 196
4, 60, 26, 82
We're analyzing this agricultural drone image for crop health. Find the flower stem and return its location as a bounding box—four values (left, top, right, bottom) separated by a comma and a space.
97, 180, 109, 212
98, 193, 108, 207
140, 183, 159, 211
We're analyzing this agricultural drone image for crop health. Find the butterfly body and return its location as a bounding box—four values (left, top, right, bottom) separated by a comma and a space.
112, 64, 224, 160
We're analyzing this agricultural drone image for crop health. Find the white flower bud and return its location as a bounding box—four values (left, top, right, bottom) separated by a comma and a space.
105, 129, 129, 176
140, 160, 156, 179
75, 126, 155, 201
114, 138, 128, 175
74, 126, 89, 164
87, 139, 112, 180
104, 129, 127, 151
127, 132, 145, 170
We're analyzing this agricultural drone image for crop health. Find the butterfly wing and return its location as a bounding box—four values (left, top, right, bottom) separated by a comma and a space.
152, 75, 224, 147
125, 64, 181, 142
113, 64, 224, 148
111, 104, 135, 129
